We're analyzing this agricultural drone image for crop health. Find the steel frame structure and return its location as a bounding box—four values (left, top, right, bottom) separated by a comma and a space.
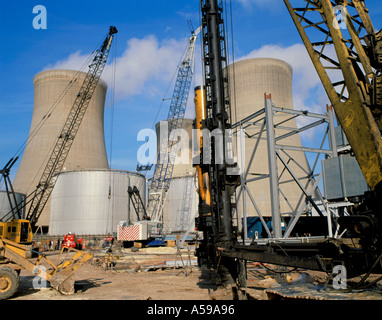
219, 94, 382, 278
232, 94, 338, 242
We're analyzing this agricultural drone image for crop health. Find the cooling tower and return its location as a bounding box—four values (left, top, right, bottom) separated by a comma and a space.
155, 118, 196, 178
0, 191, 26, 220
227, 58, 312, 219
13, 69, 109, 228
49, 169, 146, 235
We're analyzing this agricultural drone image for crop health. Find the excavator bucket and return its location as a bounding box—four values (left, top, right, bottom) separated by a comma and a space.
49, 270, 76, 295
48, 248, 93, 295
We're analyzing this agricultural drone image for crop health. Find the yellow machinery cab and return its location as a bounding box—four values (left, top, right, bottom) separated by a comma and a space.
0, 219, 33, 244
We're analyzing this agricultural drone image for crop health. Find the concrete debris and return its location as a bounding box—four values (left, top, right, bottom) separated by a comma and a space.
144, 259, 198, 272
290, 272, 315, 285
256, 272, 314, 289
258, 277, 280, 288
265, 277, 382, 300
89, 246, 198, 275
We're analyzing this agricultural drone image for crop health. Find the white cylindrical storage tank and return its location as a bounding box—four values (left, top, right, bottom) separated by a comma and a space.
13, 69, 109, 229
227, 58, 312, 218
162, 174, 198, 234
49, 169, 146, 235
0, 191, 26, 220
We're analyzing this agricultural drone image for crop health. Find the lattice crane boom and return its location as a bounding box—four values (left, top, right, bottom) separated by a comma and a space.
146, 27, 200, 223
284, 0, 382, 191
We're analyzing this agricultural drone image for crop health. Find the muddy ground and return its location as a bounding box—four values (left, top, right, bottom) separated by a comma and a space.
8, 246, 382, 301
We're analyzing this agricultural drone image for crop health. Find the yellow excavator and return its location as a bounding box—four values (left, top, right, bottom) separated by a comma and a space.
0, 26, 117, 300
0, 219, 93, 299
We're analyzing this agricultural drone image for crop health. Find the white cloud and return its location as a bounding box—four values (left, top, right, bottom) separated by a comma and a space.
44, 35, 187, 102
45, 35, 333, 141
44, 50, 88, 71
107, 36, 186, 100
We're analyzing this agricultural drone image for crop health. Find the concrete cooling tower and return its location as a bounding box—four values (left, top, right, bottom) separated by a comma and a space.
13, 69, 109, 229
0, 191, 26, 221
227, 58, 312, 221
155, 118, 196, 178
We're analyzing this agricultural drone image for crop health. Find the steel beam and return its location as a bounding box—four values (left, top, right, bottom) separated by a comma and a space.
265, 95, 282, 238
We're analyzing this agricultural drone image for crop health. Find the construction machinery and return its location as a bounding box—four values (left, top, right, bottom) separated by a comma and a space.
0, 26, 117, 299
146, 25, 201, 224
128, 186, 148, 222
195, 0, 382, 291
194, 0, 244, 286
118, 26, 201, 243
117, 186, 162, 243
62, 233, 77, 248
25, 26, 118, 229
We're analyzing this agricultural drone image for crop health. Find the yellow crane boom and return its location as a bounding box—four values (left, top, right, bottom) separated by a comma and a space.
284, 0, 382, 190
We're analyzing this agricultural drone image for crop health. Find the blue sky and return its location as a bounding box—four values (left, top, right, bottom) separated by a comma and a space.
1, 0, 381, 183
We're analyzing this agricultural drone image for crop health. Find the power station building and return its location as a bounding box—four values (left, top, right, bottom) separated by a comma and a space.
12, 58, 312, 237
0, 191, 26, 221
156, 58, 312, 236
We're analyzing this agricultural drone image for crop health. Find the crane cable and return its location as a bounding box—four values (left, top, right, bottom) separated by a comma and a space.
108, 34, 118, 171
107, 34, 118, 234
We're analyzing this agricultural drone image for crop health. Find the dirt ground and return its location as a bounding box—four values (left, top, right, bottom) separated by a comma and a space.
8, 246, 382, 301
10, 246, 215, 301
